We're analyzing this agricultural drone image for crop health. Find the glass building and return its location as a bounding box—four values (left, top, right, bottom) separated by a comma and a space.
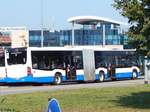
29, 30, 61, 47
29, 16, 128, 47
29, 24, 127, 47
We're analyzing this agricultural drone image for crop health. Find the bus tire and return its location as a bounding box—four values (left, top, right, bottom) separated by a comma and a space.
132, 70, 138, 80
54, 73, 62, 85
99, 71, 104, 82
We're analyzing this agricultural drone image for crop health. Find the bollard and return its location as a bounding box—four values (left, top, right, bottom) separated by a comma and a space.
144, 56, 150, 84
47, 98, 61, 112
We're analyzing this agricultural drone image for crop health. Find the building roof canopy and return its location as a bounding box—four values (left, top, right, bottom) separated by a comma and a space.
67, 16, 127, 26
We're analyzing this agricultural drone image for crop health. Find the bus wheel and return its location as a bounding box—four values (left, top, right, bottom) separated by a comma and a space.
54, 73, 62, 85
132, 70, 137, 80
99, 72, 104, 82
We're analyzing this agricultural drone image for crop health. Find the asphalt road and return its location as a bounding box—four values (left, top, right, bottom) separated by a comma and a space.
0, 78, 145, 95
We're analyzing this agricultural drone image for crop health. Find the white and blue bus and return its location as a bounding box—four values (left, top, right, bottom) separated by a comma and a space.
0, 47, 140, 84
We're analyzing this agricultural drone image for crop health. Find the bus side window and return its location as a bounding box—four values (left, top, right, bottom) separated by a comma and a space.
32, 56, 38, 69
38, 58, 46, 70
75, 56, 83, 69
0, 57, 5, 66
51, 61, 55, 70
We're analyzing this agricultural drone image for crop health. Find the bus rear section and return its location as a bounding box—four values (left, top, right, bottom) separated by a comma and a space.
94, 50, 140, 81
2, 48, 29, 83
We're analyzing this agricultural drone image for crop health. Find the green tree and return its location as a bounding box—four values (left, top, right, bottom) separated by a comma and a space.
113, 0, 150, 56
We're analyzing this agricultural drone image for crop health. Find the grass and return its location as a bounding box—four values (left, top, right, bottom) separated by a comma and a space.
0, 85, 150, 112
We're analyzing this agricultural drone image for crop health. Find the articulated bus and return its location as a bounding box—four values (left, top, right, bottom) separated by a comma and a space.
0, 47, 140, 84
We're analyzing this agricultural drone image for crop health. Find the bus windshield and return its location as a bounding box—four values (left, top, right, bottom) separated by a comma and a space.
7, 48, 27, 65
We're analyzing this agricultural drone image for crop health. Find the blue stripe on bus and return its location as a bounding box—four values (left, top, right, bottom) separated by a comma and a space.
115, 72, 140, 79
0, 76, 34, 83
0, 75, 81, 83
76, 75, 84, 81
33, 77, 54, 83
32, 76, 66, 83
0, 75, 84, 83
115, 72, 132, 78
95, 72, 140, 80
0, 72, 140, 83
0, 78, 7, 83
0, 76, 50, 83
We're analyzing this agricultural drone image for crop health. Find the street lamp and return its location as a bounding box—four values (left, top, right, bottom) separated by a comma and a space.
41, 0, 44, 47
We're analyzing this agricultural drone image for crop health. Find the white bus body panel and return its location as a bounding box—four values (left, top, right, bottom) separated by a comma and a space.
6, 64, 27, 78
116, 66, 140, 74
32, 69, 66, 77
0, 67, 6, 78
114, 66, 140, 78
76, 69, 84, 76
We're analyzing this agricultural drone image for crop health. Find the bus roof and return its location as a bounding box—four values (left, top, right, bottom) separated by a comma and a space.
28, 46, 136, 52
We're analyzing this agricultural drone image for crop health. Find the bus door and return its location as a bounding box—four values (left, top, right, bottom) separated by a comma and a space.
107, 56, 116, 79
65, 55, 76, 80
107, 64, 116, 79
83, 49, 95, 81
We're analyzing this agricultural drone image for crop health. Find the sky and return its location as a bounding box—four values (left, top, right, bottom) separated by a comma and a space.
0, 0, 128, 30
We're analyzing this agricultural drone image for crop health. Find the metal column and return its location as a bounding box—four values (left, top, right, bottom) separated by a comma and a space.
72, 22, 75, 46
102, 24, 106, 46
41, 0, 44, 47
144, 56, 150, 84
